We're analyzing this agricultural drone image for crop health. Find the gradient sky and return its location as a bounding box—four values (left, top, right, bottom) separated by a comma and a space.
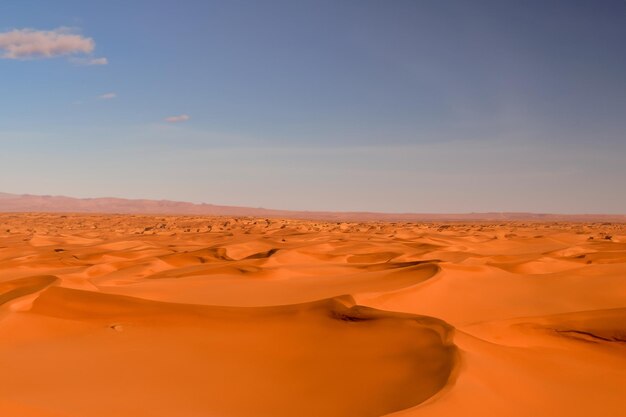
1, 0, 625, 213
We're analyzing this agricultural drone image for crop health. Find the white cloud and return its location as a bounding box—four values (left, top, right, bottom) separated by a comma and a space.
0, 27, 95, 60
164, 114, 191, 123
98, 92, 117, 100
72, 56, 108, 66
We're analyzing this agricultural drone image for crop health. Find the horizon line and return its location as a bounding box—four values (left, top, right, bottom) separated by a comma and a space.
1, 191, 625, 221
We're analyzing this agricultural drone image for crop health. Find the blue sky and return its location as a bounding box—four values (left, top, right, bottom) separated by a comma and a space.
1, 0, 625, 213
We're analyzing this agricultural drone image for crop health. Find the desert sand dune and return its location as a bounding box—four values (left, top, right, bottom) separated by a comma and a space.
2, 287, 456, 417
0, 275, 58, 306
0, 213, 625, 416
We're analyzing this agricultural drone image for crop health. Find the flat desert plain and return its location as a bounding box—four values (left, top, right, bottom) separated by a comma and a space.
0, 213, 625, 417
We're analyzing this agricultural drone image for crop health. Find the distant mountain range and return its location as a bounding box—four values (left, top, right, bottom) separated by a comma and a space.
1, 192, 624, 222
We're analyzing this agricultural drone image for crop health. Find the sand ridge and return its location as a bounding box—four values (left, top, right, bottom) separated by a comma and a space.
0, 213, 625, 416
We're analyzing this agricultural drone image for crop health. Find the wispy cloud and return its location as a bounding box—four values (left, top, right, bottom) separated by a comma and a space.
164, 114, 190, 123
72, 56, 108, 66
98, 92, 117, 100
0, 27, 102, 61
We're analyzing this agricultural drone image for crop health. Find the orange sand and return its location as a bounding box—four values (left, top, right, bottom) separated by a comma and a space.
0, 214, 624, 416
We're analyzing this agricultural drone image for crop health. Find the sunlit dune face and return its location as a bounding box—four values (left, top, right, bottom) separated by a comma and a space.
0, 214, 625, 417
2, 287, 456, 417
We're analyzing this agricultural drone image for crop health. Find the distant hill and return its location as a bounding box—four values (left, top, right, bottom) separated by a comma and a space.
0, 192, 624, 222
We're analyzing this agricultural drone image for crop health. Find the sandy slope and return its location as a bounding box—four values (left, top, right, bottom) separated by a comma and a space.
0, 214, 624, 416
